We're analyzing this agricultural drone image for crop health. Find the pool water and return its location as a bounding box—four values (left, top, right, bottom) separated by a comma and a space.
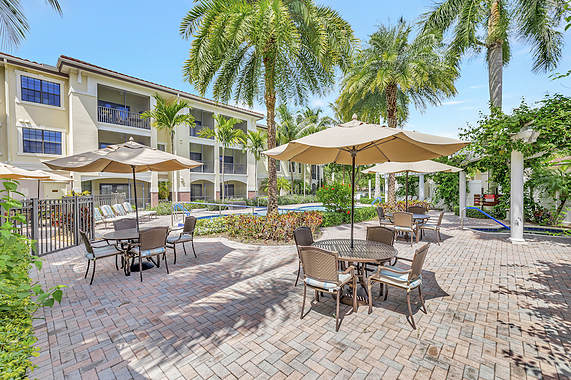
469, 226, 570, 236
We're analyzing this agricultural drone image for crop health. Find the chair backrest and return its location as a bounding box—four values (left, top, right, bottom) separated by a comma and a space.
139, 227, 169, 251
393, 212, 413, 227
293, 227, 313, 247
409, 243, 429, 284
112, 204, 126, 216
376, 206, 386, 220
298, 246, 340, 285
114, 218, 136, 231
183, 216, 197, 234
436, 211, 445, 226
100, 205, 113, 217
93, 208, 103, 222
408, 206, 426, 214
79, 230, 93, 254
366, 226, 395, 246
122, 202, 134, 213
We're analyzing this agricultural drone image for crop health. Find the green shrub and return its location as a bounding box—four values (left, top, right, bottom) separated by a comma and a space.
379, 199, 433, 213
225, 211, 323, 242
320, 206, 378, 227
0, 304, 38, 380
195, 217, 229, 235
453, 206, 502, 219
245, 195, 318, 206
316, 182, 352, 213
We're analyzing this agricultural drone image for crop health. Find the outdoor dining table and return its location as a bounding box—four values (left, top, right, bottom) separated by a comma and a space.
385, 213, 431, 223
101, 228, 154, 273
312, 238, 397, 306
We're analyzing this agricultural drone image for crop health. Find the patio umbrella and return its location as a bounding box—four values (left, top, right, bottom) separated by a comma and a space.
27, 170, 73, 198
44, 138, 202, 230
263, 115, 469, 247
0, 162, 51, 180
361, 160, 462, 210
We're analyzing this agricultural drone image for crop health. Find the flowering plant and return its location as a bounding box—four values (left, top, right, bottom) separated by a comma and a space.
316, 182, 352, 213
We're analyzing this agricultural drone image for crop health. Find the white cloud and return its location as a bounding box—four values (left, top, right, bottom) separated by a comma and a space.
470, 85, 484, 89
441, 100, 467, 106
311, 98, 326, 108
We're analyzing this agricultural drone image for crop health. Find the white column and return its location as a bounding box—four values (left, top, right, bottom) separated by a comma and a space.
368, 179, 371, 199
459, 171, 466, 219
418, 174, 425, 201
384, 175, 389, 202
374, 173, 380, 198
510, 150, 526, 244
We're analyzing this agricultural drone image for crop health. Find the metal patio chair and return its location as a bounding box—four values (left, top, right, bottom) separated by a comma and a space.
80, 230, 125, 285
166, 216, 197, 264
293, 227, 314, 287
393, 212, 418, 247
419, 211, 445, 245
131, 227, 170, 282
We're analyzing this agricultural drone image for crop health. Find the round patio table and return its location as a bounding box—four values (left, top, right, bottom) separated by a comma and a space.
312, 239, 397, 306
102, 228, 154, 273
385, 213, 431, 222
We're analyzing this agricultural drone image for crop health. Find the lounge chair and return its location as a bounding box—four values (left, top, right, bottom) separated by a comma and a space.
93, 208, 105, 226
367, 243, 429, 329
298, 246, 357, 331
98, 205, 125, 227
122, 202, 156, 220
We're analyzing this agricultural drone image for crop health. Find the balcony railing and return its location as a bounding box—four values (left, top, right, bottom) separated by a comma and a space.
220, 163, 247, 175
97, 106, 150, 130
190, 161, 214, 173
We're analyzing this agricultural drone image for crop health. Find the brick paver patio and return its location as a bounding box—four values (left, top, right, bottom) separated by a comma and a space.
31, 213, 571, 379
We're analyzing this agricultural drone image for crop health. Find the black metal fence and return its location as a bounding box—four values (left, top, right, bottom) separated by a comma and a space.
9, 196, 95, 256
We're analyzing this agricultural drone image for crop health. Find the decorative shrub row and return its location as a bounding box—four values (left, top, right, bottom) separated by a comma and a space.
453, 206, 507, 220
378, 200, 433, 213
225, 211, 323, 242
0, 304, 37, 380
320, 206, 378, 228
195, 218, 229, 236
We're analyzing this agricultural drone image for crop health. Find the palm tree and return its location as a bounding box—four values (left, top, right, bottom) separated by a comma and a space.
276, 105, 329, 194
337, 19, 458, 207
420, 0, 567, 109
199, 114, 247, 200
141, 93, 195, 154
241, 130, 267, 198
180, 0, 357, 215
0, 0, 61, 50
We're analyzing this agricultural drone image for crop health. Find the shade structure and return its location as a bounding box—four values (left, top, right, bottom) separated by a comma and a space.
0, 163, 51, 180
263, 115, 469, 247
45, 138, 202, 230
28, 170, 74, 199
362, 160, 462, 210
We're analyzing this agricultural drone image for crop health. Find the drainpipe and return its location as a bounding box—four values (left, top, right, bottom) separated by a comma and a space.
4, 59, 12, 163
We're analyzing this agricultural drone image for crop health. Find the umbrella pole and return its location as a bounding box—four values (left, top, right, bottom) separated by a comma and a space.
405, 170, 409, 211
131, 166, 140, 232
351, 153, 356, 248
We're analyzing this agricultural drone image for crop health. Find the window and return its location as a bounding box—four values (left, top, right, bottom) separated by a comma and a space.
157, 143, 166, 152
21, 76, 60, 106
298, 163, 302, 173
276, 160, 281, 171
99, 142, 112, 149
23, 128, 62, 155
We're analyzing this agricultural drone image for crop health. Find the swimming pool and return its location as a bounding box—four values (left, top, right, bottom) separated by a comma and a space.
469, 225, 571, 237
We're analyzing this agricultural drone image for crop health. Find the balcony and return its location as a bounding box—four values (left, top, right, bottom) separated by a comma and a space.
220, 163, 247, 175
190, 161, 214, 173
98, 106, 150, 130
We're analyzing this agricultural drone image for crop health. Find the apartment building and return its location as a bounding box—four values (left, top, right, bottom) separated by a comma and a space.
0, 53, 322, 206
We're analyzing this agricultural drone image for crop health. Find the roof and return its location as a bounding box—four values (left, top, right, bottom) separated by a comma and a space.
0, 51, 264, 119
57, 55, 264, 119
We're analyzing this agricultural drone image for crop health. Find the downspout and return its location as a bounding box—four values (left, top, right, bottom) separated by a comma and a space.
4, 59, 12, 163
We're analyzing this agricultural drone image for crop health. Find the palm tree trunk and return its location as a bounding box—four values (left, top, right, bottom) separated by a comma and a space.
264, 62, 278, 215
488, 0, 503, 109
289, 161, 295, 195
386, 83, 398, 208
221, 147, 225, 200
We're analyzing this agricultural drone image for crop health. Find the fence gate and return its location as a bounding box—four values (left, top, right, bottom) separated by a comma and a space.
16, 196, 95, 256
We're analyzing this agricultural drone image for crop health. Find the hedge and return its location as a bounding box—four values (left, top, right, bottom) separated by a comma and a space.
321, 206, 378, 228
453, 206, 507, 220
0, 305, 37, 380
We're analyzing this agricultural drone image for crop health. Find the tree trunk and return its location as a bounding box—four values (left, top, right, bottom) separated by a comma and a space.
386, 83, 398, 208
556, 197, 567, 222
221, 147, 225, 200
255, 161, 258, 198
265, 86, 278, 215
289, 161, 295, 195
488, 0, 503, 110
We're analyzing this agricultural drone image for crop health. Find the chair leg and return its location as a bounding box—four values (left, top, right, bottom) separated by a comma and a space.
115, 255, 119, 270
407, 292, 416, 329
173, 244, 177, 265
418, 287, 427, 314
437, 229, 441, 245
182, 242, 187, 256
335, 290, 341, 332
191, 240, 197, 258
384, 286, 388, 301
90, 260, 96, 285
315, 290, 320, 302
163, 253, 169, 274
300, 285, 307, 319
367, 279, 373, 314
352, 276, 357, 313
139, 256, 143, 282
295, 261, 301, 287
84, 260, 91, 279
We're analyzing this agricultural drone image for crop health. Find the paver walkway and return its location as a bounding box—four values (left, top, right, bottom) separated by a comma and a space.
32, 213, 571, 379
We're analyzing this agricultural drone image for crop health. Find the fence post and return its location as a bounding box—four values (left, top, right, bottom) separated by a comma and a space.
73, 196, 80, 245
90, 195, 95, 239
31, 198, 39, 255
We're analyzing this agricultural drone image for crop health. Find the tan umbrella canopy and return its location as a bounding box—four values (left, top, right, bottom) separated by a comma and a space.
362, 160, 462, 210
28, 170, 73, 199
45, 138, 202, 230
0, 162, 51, 180
263, 115, 469, 246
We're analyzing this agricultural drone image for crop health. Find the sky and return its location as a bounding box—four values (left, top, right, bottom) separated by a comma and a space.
12, 0, 571, 139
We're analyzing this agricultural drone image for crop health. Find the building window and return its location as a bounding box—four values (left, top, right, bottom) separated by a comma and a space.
298, 163, 302, 173
276, 160, 281, 171
157, 143, 166, 152
23, 128, 62, 155
21, 76, 60, 107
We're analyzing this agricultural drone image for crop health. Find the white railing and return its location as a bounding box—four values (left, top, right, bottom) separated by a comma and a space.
97, 106, 150, 130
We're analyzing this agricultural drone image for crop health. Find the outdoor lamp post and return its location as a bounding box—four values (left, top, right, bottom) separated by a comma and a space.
509, 125, 541, 244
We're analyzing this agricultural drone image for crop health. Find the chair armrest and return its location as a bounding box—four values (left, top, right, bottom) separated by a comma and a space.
342, 265, 355, 275
394, 256, 413, 262
380, 266, 410, 275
